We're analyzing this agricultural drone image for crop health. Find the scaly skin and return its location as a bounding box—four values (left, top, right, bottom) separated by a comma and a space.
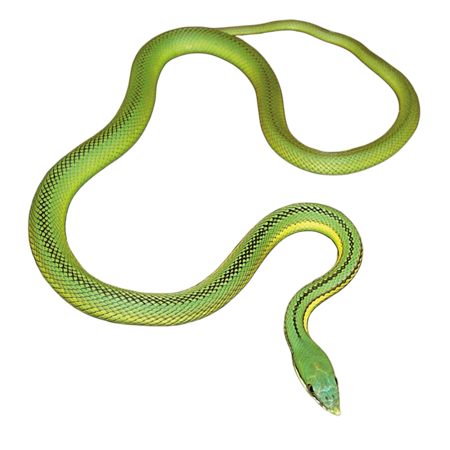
27, 20, 421, 416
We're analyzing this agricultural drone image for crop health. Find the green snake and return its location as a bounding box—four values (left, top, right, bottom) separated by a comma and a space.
29, 20, 419, 415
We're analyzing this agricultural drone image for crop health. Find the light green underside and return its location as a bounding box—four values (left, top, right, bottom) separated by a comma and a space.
29, 20, 418, 414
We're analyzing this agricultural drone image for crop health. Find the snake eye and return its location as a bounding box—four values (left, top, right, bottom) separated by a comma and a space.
335, 377, 339, 386
307, 384, 315, 394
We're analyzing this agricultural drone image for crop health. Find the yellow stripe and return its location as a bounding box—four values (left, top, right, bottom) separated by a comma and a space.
303, 286, 342, 335
273, 220, 344, 256
274, 220, 349, 335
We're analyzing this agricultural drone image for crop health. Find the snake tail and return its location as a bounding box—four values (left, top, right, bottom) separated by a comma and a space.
26, 20, 421, 416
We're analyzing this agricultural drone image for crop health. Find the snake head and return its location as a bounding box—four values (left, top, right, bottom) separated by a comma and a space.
292, 349, 340, 415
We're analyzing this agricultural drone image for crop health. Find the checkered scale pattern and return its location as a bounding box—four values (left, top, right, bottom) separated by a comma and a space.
29, 21, 410, 345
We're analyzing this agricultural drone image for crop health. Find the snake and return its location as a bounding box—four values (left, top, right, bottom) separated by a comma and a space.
29, 20, 419, 415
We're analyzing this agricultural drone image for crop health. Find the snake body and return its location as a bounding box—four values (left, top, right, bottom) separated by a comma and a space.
29, 21, 419, 415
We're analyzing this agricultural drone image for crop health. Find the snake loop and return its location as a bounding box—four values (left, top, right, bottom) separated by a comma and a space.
29, 21, 418, 414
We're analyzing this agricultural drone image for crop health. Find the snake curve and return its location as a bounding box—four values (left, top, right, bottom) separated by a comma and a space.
29, 20, 419, 415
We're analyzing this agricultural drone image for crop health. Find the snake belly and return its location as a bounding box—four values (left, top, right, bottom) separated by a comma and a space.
29, 21, 418, 414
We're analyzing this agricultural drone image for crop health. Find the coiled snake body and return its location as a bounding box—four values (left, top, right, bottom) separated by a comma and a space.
29, 21, 419, 414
